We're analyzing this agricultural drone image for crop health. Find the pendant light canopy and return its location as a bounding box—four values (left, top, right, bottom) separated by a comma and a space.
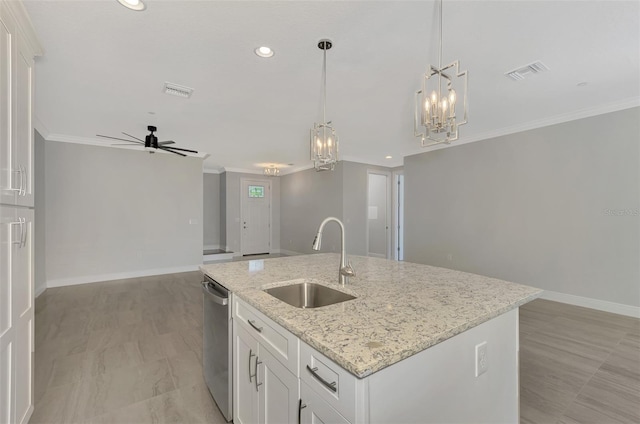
310, 39, 339, 172
414, 0, 468, 147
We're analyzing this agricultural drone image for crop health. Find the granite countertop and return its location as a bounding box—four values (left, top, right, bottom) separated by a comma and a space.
200, 253, 542, 378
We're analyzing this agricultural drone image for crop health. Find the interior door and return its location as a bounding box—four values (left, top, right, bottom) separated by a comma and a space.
241, 179, 271, 255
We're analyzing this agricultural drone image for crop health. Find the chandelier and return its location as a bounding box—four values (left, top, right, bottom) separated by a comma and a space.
263, 165, 280, 177
310, 39, 339, 171
414, 0, 468, 147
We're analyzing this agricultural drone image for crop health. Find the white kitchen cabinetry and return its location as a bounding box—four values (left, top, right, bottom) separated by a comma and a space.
300, 381, 350, 424
0, 2, 41, 423
233, 297, 299, 424
0, 206, 34, 424
232, 296, 519, 424
0, 1, 38, 207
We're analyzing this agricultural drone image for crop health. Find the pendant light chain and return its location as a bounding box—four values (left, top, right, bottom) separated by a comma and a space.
323, 45, 327, 125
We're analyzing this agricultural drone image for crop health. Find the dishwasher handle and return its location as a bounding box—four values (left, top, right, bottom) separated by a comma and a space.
202, 282, 229, 306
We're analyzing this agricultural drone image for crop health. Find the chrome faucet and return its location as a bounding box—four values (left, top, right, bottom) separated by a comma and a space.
312, 217, 356, 285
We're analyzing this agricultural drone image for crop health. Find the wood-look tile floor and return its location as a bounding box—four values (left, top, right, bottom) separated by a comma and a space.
32, 271, 226, 424
32, 273, 639, 424
520, 299, 640, 424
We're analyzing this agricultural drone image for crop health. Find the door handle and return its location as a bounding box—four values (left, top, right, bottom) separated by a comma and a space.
9, 219, 25, 246
248, 319, 263, 333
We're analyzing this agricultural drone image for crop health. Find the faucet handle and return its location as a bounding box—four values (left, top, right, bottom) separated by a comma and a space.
341, 261, 356, 278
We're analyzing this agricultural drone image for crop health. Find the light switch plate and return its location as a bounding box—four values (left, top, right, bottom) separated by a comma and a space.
475, 341, 488, 377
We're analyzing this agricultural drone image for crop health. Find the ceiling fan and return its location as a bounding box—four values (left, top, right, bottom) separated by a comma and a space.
96, 125, 198, 157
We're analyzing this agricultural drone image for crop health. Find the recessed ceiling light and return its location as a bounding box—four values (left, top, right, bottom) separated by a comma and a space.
385, 155, 393, 159
255, 46, 274, 58
117, 0, 146, 11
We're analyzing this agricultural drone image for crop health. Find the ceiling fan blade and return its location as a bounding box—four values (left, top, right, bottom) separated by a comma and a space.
122, 132, 145, 142
160, 146, 198, 154
111, 143, 144, 146
158, 140, 175, 145
158, 146, 186, 157
97, 134, 144, 145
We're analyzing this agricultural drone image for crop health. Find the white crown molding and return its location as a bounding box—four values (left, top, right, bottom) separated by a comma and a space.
2, 0, 44, 56
279, 163, 314, 176
45, 133, 209, 158
222, 167, 266, 175
203, 167, 223, 174
541, 290, 639, 319
33, 115, 50, 139
422, 97, 640, 154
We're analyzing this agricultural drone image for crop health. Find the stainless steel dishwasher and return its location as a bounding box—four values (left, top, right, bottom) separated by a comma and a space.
202, 275, 232, 422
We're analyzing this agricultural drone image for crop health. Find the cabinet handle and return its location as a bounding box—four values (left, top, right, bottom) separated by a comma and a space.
248, 319, 263, 333
20, 217, 27, 248
9, 219, 24, 246
254, 355, 262, 392
20, 165, 26, 196
249, 349, 255, 382
298, 399, 307, 424
306, 365, 337, 393
8, 168, 22, 193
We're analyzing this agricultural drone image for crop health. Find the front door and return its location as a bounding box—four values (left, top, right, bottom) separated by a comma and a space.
241, 179, 271, 255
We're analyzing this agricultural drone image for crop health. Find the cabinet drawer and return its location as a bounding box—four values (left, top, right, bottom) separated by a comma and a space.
301, 381, 351, 424
234, 297, 299, 375
300, 341, 357, 423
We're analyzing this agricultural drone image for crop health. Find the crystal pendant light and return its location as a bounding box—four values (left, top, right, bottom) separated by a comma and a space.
263, 165, 280, 177
310, 39, 339, 171
414, 0, 468, 147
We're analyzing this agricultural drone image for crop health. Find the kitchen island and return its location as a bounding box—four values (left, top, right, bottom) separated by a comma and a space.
201, 253, 541, 423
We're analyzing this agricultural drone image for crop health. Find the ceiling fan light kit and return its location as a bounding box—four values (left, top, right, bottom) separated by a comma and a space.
414, 0, 468, 147
97, 125, 198, 157
310, 39, 339, 172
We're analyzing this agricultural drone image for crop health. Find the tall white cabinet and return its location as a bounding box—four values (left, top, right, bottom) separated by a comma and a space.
0, 1, 41, 423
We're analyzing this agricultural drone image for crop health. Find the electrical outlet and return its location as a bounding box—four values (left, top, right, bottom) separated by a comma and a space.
475, 341, 488, 377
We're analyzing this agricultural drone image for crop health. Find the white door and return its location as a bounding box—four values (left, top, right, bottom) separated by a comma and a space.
367, 171, 391, 259
241, 179, 271, 256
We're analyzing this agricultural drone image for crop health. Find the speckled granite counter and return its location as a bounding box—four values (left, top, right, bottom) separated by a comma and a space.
200, 253, 541, 378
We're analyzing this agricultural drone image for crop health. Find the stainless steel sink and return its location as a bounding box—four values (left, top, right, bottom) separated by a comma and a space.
264, 282, 356, 309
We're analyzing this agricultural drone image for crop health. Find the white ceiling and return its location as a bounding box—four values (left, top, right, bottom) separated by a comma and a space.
24, 0, 640, 173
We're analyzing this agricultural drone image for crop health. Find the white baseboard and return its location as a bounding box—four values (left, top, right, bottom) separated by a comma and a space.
204, 244, 221, 251
540, 290, 640, 318
278, 249, 304, 256
46, 265, 201, 288
203, 252, 235, 262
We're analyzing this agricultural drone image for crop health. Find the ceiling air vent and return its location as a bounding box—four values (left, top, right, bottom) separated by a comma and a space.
163, 82, 194, 98
505, 61, 550, 81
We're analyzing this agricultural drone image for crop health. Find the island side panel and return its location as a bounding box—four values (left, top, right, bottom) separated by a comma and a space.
367, 308, 519, 424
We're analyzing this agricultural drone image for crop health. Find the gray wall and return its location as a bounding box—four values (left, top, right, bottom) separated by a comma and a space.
34, 130, 46, 295
280, 161, 394, 256
223, 171, 280, 255
404, 107, 640, 307
44, 141, 203, 284
203, 173, 221, 248
280, 164, 344, 254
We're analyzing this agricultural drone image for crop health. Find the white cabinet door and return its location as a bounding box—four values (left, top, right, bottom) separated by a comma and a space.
258, 347, 298, 424
234, 323, 260, 424
0, 206, 34, 424
14, 34, 34, 207
0, 8, 16, 205
300, 381, 350, 424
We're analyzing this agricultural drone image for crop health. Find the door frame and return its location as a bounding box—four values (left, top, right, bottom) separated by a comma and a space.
392, 170, 404, 261
240, 177, 272, 256
365, 169, 392, 259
